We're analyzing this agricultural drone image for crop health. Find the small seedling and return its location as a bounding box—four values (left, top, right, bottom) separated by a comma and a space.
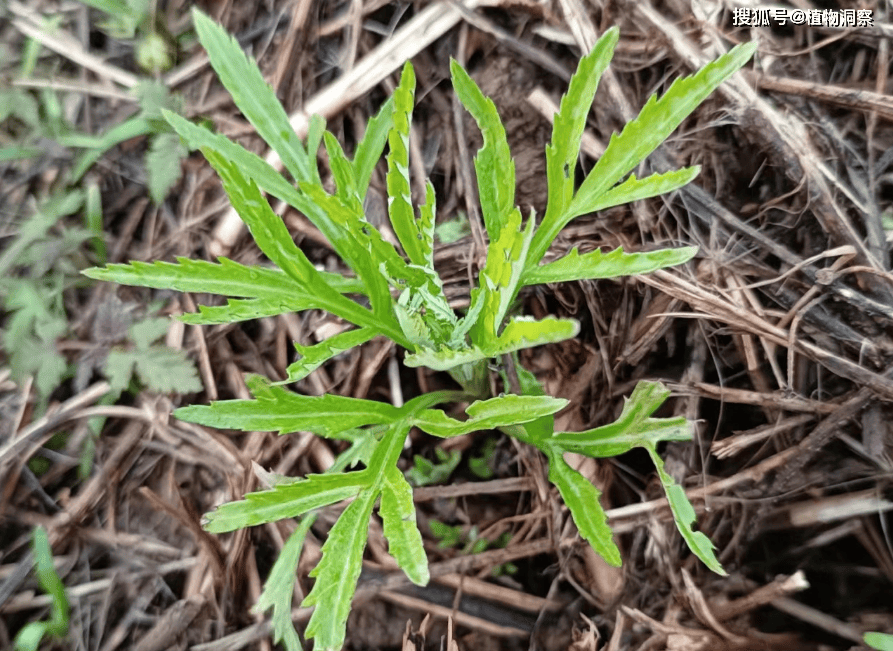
13, 526, 69, 651
83, 9, 755, 650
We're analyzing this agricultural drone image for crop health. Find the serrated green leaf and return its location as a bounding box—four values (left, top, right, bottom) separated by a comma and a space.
254, 515, 315, 651
412, 394, 567, 438
496, 316, 580, 351
323, 131, 360, 205
280, 328, 377, 384
544, 445, 621, 566
417, 180, 437, 269
163, 109, 307, 208
551, 380, 692, 455
133, 346, 202, 394
192, 9, 314, 183
450, 59, 515, 236
404, 316, 576, 371
305, 114, 326, 185
302, 486, 377, 651
297, 185, 408, 342
104, 349, 137, 395
354, 97, 394, 198
381, 465, 429, 585
201, 147, 321, 287
538, 27, 618, 259
82, 257, 384, 335
128, 317, 170, 349
82, 257, 300, 298
387, 63, 424, 265
402, 344, 489, 371
175, 297, 308, 325
523, 245, 698, 285
175, 381, 402, 436
567, 167, 700, 220
645, 446, 726, 575
467, 209, 534, 348
203, 472, 367, 533
146, 132, 186, 204
566, 42, 756, 231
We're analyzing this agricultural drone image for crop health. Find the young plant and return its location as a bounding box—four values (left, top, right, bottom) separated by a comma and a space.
13, 526, 69, 651
83, 9, 755, 650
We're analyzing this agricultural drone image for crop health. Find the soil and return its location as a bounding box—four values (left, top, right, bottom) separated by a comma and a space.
2, 1, 893, 650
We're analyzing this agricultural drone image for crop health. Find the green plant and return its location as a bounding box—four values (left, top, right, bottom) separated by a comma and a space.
2, 5, 187, 201
407, 446, 461, 486
83, 9, 755, 650
0, 189, 96, 400
14, 526, 69, 651
866, 632, 893, 651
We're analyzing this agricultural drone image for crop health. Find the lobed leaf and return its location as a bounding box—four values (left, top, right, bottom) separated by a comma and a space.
83, 256, 381, 333
386, 63, 424, 266
177, 297, 318, 325
203, 472, 366, 533
323, 131, 361, 206
298, 185, 410, 343
380, 465, 429, 585
496, 316, 580, 352
523, 245, 698, 285
404, 316, 577, 371
192, 9, 315, 184
82, 257, 301, 299
543, 445, 621, 566
566, 167, 700, 220
467, 209, 535, 348
279, 328, 378, 384
163, 110, 375, 284
412, 394, 567, 438
450, 58, 515, 236
551, 380, 692, 456
302, 487, 377, 651
566, 42, 757, 228
201, 147, 333, 289
645, 446, 726, 575
163, 109, 306, 207
353, 97, 394, 198
535, 27, 619, 265
174, 380, 402, 436
253, 515, 316, 651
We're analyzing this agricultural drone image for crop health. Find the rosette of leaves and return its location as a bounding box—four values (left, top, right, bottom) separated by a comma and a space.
83, 10, 755, 650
